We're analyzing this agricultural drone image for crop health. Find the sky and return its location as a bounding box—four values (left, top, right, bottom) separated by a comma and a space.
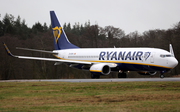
0, 0, 180, 34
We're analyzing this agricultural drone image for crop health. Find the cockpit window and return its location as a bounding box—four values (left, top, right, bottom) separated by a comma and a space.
166, 55, 172, 57
160, 54, 173, 58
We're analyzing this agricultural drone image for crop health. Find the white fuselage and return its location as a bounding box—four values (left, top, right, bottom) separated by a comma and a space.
54, 48, 178, 72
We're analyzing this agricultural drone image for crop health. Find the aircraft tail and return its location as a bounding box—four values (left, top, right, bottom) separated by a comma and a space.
50, 11, 79, 50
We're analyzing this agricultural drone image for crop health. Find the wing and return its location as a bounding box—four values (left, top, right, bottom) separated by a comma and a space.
3, 42, 91, 65
16, 47, 58, 54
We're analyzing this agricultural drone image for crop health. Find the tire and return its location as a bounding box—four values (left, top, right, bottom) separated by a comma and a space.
91, 73, 95, 79
91, 73, 100, 79
122, 73, 127, 78
160, 75, 164, 79
118, 73, 127, 78
123, 73, 127, 78
118, 73, 122, 78
96, 74, 100, 79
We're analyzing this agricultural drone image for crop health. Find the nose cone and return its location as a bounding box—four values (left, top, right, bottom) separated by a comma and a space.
171, 57, 178, 68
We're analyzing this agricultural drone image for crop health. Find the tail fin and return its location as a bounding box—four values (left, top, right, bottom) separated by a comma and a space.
50, 11, 79, 50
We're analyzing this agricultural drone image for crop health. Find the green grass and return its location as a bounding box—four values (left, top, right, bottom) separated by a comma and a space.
0, 81, 180, 112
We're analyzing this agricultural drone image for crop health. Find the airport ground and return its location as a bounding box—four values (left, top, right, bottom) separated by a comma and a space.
0, 81, 180, 112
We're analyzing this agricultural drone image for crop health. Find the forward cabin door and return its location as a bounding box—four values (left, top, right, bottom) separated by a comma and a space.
150, 52, 155, 63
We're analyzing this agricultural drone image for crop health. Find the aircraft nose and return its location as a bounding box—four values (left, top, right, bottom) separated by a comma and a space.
171, 57, 178, 68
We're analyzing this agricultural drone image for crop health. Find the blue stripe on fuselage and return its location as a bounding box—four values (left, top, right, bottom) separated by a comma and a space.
70, 62, 171, 72
116, 63, 171, 72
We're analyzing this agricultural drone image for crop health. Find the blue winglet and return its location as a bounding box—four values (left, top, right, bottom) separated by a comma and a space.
3, 42, 14, 57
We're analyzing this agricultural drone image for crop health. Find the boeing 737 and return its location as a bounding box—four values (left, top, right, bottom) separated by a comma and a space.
3, 11, 178, 79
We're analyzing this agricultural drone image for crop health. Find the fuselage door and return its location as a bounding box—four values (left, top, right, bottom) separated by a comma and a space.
150, 52, 155, 63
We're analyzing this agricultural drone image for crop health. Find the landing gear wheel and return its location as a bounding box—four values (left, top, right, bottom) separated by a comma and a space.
122, 73, 127, 78
91, 73, 100, 79
96, 75, 100, 79
91, 73, 95, 79
160, 74, 164, 79
118, 72, 127, 78
118, 73, 121, 78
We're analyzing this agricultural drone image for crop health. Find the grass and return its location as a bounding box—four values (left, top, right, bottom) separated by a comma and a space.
0, 81, 180, 112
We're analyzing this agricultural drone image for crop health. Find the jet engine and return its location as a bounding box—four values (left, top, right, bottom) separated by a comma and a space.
90, 63, 111, 75
138, 71, 157, 75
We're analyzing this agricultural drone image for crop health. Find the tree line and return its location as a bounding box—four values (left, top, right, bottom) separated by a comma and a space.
0, 13, 180, 79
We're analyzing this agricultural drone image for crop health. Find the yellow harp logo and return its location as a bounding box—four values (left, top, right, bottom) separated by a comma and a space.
52, 26, 61, 44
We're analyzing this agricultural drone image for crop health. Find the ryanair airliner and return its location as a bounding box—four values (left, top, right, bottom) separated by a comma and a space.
3, 11, 178, 79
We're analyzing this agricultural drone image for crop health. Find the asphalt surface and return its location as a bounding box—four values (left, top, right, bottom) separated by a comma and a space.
0, 78, 180, 82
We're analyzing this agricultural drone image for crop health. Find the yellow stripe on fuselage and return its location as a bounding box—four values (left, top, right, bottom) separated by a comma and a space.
52, 54, 172, 69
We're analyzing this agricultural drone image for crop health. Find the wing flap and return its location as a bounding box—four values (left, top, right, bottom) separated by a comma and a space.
16, 47, 58, 55
17, 55, 91, 64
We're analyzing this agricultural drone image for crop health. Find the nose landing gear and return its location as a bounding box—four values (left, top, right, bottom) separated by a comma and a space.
160, 74, 164, 78
160, 71, 166, 79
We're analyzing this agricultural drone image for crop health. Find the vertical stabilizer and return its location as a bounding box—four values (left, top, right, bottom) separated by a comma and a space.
169, 44, 175, 57
50, 11, 79, 50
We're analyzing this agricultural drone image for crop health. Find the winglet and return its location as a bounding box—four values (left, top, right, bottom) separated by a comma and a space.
3, 42, 15, 57
169, 44, 175, 57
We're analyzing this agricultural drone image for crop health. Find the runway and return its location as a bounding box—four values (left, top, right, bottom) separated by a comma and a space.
0, 78, 180, 82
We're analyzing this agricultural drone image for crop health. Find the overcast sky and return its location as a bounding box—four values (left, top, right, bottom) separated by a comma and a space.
1, 0, 180, 34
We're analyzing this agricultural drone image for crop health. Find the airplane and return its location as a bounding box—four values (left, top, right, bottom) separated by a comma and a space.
3, 11, 178, 79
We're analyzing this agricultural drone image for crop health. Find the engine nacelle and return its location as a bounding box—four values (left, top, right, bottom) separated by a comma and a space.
90, 63, 111, 75
138, 71, 157, 75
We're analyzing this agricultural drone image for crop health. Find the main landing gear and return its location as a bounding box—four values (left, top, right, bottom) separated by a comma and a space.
91, 73, 100, 79
118, 72, 127, 78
